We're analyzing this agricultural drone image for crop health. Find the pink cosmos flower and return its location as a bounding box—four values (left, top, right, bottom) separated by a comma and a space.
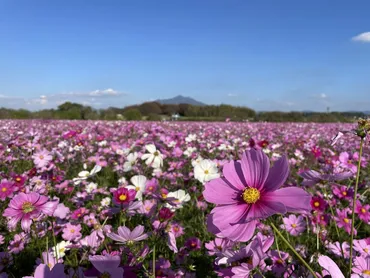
88, 254, 124, 277
282, 214, 306, 236
203, 149, 311, 242
113, 187, 136, 205
32, 149, 53, 169
311, 196, 328, 212
205, 237, 234, 256
333, 185, 354, 200
355, 200, 370, 223
3, 192, 57, 231
185, 237, 202, 251
318, 255, 344, 278
0, 179, 15, 201
62, 223, 82, 241
335, 208, 356, 235
352, 255, 370, 277
107, 225, 148, 244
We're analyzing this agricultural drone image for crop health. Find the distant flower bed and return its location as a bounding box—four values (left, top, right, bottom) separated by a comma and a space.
0, 120, 368, 277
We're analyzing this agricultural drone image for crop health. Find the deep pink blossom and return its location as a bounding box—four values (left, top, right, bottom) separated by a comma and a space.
203, 149, 311, 241
3, 192, 57, 231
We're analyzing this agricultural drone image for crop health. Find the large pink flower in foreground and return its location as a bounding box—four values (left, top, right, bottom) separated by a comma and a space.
3, 192, 57, 231
203, 149, 311, 242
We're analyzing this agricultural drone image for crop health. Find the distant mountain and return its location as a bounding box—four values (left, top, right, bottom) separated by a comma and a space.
156, 95, 205, 106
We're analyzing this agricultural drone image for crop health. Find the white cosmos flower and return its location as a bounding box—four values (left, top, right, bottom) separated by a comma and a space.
185, 134, 197, 142
73, 165, 102, 185
191, 155, 204, 167
52, 240, 71, 258
101, 197, 111, 207
141, 144, 163, 169
123, 152, 138, 172
165, 189, 191, 211
118, 177, 127, 185
86, 182, 98, 193
194, 159, 220, 184
167, 141, 177, 148
97, 140, 107, 147
126, 175, 147, 201
184, 147, 197, 157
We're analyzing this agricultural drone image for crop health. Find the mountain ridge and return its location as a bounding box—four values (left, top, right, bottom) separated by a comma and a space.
156, 95, 205, 106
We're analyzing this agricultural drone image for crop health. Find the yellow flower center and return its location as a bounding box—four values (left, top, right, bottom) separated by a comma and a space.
343, 218, 349, 223
39, 155, 44, 159
100, 272, 112, 278
70, 229, 75, 233
361, 208, 366, 213
154, 151, 159, 156
15, 177, 21, 182
135, 186, 140, 191
291, 224, 297, 228
204, 170, 209, 174
161, 193, 167, 199
314, 202, 320, 207
242, 187, 260, 204
119, 194, 127, 201
364, 248, 369, 253
342, 191, 347, 196
362, 270, 370, 275
22, 201, 35, 213
1, 187, 7, 192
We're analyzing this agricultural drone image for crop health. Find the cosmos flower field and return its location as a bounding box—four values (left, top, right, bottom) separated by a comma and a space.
0, 120, 369, 278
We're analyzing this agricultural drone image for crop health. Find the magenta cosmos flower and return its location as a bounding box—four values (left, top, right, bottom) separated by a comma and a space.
203, 149, 311, 242
107, 225, 148, 244
3, 192, 57, 231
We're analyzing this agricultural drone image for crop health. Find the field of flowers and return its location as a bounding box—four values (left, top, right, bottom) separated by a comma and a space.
0, 119, 369, 278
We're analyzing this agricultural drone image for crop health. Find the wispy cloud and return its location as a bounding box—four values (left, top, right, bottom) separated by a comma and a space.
0, 88, 128, 110
227, 93, 238, 97
311, 93, 328, 99
352, 32, 370, 43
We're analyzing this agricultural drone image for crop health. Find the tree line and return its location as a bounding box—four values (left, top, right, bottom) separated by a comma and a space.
0, 101, 365, 122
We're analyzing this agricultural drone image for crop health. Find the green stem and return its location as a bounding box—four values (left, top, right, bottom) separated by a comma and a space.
322, 187, 344, 257
348, 138, 364, 276
316, 225, 320, 251
270, 222, 318, 278
152, 245, 156, 278
51, 221, 58, 261
272, 226, 282, 259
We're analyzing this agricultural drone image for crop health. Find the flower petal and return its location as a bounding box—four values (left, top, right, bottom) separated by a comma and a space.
265, 187, 311, 213
263, 155, 289, 192
117, 226, 131, 240
203, 178, 241, 205
246, 200, 286, 222
220, 219, 257, 242
318, 255, 345, 278
240, 149, 270, 190
222, 161, 248, 191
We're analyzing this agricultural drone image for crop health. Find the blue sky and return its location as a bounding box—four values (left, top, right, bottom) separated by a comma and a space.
1, 0, 370, 111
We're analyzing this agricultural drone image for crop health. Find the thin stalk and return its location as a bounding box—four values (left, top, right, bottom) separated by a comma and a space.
322, 187, 344, 258
316, 225, 320, 251
152, 245, 156, 278
270, 222, 318, 278
51, 221, 58, 261
272, 225, 282, 259
348, 138, 364, 276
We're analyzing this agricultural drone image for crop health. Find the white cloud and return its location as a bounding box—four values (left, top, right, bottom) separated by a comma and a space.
352, 32, 370, 43
227, 93, 238, 97
88, 88, 120, 96
320, 93, 327, 99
